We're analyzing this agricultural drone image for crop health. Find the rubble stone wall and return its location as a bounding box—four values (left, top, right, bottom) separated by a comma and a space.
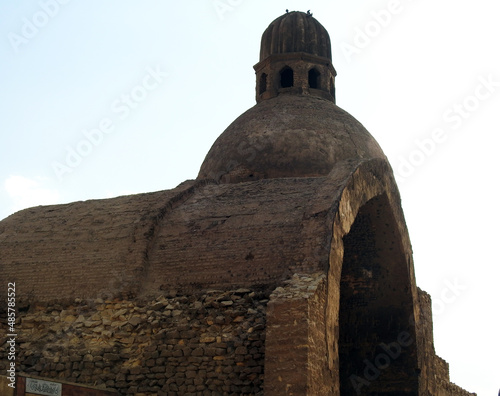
0, 288, 268, 396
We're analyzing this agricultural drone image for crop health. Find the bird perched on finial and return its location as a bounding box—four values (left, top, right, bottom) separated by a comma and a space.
307, 10, 313, 16
286, 9, 289, 13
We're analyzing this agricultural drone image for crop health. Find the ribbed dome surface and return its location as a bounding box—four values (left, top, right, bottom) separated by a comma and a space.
259, 11, 332, 61
197, 95, 386, 183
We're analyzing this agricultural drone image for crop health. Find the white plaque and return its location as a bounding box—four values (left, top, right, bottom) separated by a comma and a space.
25, 378, 62, 396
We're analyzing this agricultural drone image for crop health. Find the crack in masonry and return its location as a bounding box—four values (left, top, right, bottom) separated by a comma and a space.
136, 178, 218, 295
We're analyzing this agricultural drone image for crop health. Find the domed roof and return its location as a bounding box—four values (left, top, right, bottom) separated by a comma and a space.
197, 12, 385, 183
259, 11, 332, 61
197, 95, 386, 183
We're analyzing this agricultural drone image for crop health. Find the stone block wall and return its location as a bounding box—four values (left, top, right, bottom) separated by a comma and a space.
0, 288, 268, 395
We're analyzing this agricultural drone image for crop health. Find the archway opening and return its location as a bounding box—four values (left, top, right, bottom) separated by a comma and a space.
308, 68, 320, 89
259, 73, 267, 94
280, 67, 294, 88
338, 194, 418, 396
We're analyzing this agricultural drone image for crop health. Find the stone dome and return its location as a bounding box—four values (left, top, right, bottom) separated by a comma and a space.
197, 11, 385, 183
197, 95, 386, 183
259, 11, 332, 61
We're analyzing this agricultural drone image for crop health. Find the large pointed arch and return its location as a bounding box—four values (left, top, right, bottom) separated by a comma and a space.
325, 159, 421, 395
338, 193, 418, 394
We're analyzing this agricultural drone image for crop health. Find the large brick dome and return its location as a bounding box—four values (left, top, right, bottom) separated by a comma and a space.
197, 11, 384, 183
197, 94, 386, 183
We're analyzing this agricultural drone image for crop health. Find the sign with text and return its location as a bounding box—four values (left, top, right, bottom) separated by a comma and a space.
25, 378, 62, 396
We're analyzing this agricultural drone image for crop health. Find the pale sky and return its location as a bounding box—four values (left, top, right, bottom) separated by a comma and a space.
1, 1, 499, 394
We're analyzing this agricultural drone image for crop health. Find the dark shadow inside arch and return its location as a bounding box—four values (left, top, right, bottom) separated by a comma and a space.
308, 68, 320, 89
280, 66, 294, 88
259, 73, 267, 94
339, 194, 419, 396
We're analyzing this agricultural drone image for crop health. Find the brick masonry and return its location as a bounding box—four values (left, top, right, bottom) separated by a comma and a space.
0, 159, 476, 395
0, 9, 478, 395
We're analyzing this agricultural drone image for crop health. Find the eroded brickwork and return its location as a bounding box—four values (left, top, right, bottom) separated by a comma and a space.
415, 289, 474, 396
264, 273, 330, 395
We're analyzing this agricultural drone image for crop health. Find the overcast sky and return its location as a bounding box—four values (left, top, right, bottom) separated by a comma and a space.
1, 1, 499, 394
